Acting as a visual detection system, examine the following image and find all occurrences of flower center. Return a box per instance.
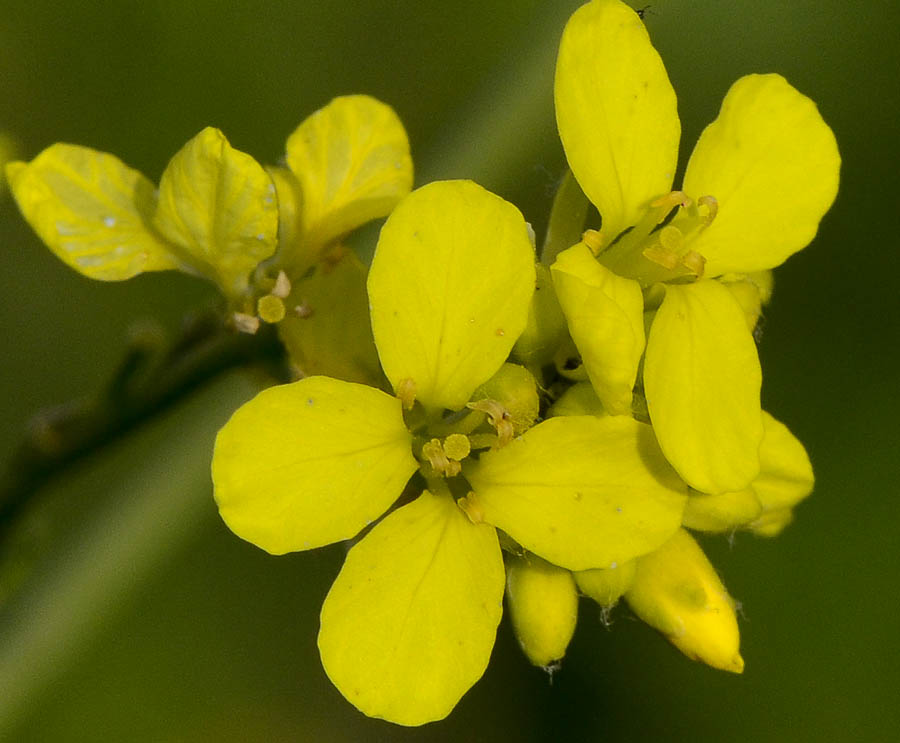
[587,190,718,287]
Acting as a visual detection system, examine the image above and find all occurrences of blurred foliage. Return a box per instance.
[1,0,898,740]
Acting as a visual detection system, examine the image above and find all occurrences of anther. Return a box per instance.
[457,494,485,524]
[650,191,692,223]
[697,195,718,226]
[272,270,292,298]
[257,294,286,323]
[443,433,471,462]
[232,312,260,334]
[467,399,515,447]
[582,229,605,256]
[396,378,417,410]
[680,250,706,277]
[422,438,461,477]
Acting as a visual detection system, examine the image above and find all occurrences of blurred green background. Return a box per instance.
[1,0,898,740]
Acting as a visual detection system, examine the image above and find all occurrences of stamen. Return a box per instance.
[272,270,292,298]
[257,294,286,323]
[467,399,514,447]
[443,433,471,461]
[680,250,706,277]
[421,438,461,477]
[232,312,260,334]
[697,195,718,225]
[649,190,692,220]
[582,229,605,256]
[396,378,417,410]
[457,493,485,524]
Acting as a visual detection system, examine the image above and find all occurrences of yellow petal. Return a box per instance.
[212,376,416,554]
[368,180,535,412]
[682,488,762,533]
[319,491,504,726]
[555,0,679,240]
[574,559,636,608]
[278,251,384,386]
[6,144,179,280]
[625,528,744,673]
[286,95,413,253]
[506,554,578,668]
[754,411,814,512]
[154,127,278,297]
[644,280,763,494]
[464,415,686,571]
[682,74,840,276]
[551,243,645,415]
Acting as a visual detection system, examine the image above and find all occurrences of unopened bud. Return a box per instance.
[625,529,744,673]
[574,559,636,608]
[506,554,578,670]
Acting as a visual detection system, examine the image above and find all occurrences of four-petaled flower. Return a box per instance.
[551,0,839,495]
[212,179,687,724]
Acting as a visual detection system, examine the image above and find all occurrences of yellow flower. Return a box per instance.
[551,0,839,494]
[6,128,278,299]
[212,179,687,724]
[4,94,412,347]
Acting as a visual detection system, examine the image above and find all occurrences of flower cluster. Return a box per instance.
[6,0,838,728]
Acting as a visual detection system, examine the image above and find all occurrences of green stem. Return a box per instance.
[0,310,287,536]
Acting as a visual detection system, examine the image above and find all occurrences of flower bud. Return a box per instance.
[511,263,567,371]
[625,529,743,673]
[574,559,636,607]
[506,554,578,669]
[471,363,539,436]
[682,487,763,533]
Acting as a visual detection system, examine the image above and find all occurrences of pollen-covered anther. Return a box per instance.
[467,399,515,447]
[582,228,605,255]
[650,190,692,222]
[697,195,718,226]
[257,294,286,323]
[422,438,460,477]
[457,493,484,524]
[443,433,471,462]
[395,377,417,410]
[680,250,706,277]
